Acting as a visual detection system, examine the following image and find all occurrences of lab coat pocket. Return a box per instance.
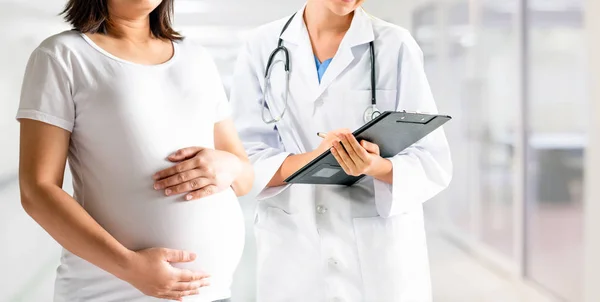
[254,206,294,287]
[254,205,319,301]
[352,212,431,302]
[254,205,293,250]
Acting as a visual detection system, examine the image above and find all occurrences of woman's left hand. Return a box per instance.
[331,132,390,177]
[153,147,242,201]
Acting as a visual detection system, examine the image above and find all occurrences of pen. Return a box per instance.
[317,132,327,139]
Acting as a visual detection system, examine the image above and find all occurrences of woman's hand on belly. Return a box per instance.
[153,147,242,201]
[120,248,210,301]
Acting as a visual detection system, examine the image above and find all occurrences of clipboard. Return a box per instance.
[284,111,452,186]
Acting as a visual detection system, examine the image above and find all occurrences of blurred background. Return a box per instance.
[1,0,599,301]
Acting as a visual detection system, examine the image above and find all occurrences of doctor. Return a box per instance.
[230,0,452,301]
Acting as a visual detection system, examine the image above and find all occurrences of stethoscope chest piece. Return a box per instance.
[363,105,381,123]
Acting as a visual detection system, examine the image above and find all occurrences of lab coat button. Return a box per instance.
[316,205,328,214]
[328,258,338,266]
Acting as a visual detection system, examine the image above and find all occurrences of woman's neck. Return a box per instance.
[304,1,353,38]
[105,13,153,42]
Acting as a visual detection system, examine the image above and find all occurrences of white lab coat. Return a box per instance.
[230,6,452,302]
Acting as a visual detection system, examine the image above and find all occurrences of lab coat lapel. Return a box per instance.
[317,8,375,98]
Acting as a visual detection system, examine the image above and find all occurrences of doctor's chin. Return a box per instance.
[1,1,599,302]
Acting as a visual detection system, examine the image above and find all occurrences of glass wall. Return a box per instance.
[414,0,520,259]
[526,0,586,300]
[421,0,588,300]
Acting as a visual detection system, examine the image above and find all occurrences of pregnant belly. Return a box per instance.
[83,187,245,277]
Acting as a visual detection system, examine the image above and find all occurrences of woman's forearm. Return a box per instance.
[20,181,133,279]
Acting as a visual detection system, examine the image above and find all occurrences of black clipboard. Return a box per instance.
[284,111,452,186]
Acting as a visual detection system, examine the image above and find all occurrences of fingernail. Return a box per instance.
[153,184,160,190]
[186,194,193,201]
[165,189,171,196]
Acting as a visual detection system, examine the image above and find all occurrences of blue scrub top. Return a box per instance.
[315,56,333,83]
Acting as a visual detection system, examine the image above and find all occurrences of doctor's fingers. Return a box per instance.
[331,147,355,176]
[336,137,364,168]
[341,133,370,163]
[332,141,355,165]
[321,129,351,143]
[163,177,213,197]
[332,141,362,173]
[329,128,353,135]
[360,140,380,155]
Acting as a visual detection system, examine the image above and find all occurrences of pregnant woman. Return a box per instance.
[16,0,253,301]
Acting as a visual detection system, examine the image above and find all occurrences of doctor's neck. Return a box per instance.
[304,1,355,36]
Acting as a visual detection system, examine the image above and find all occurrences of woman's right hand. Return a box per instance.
[120,248,210,301]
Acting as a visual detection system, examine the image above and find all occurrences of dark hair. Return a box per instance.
[61,0,182,41]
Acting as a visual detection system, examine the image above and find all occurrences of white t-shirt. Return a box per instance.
[17,30,245,302]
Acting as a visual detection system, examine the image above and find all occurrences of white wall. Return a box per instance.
[0,1,69,300]
[0,1,69,181]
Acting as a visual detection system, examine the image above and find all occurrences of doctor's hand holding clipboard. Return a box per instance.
[266,127,393,188]
[317,130,392,181]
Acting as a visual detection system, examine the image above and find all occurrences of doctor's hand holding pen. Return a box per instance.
[318,129,393,182]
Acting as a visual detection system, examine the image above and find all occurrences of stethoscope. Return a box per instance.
[262,13,381,125]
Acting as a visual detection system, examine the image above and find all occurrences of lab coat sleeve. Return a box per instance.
[229,40,292,200]
[372,33,453,218]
